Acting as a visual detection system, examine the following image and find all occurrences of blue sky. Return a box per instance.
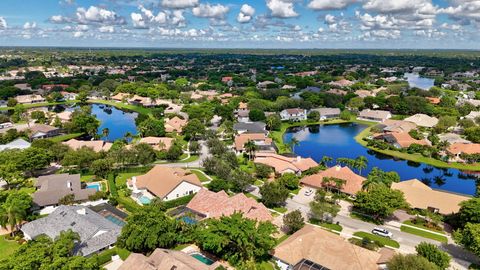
[0,0,479,49]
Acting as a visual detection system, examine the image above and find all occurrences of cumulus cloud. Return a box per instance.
[266,0,299,18]
[161,0,199,9]
[99,25,114,33]
[308,0,356,10]
[76,6,126,25]
[237,4,255,23]
[131,6,185,29]
[0,17,7,30]
[363,0,437,17]
[23,22,37,29]
[192,4,229,19]
[440,1,480,24]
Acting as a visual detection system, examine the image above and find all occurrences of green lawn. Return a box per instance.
[400,226,448,243]
[353,232,400,248]
[80,174,97,182]
[403,220,445,234]
[173,244,191,251]
[88,100,151,115]
[255,261,276,270]
[276,234,290,244]
[190,169,211,182]
[244,193,261,202]
[272,207,288,213]
[350,212,382,225]
[49,133,83,143]
[0,236,19,260]
[309,219,343,232]
[254,180,264,186]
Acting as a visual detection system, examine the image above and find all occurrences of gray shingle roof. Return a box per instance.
[33,174,96,207]
[233,122,266,134]
[21,205,121,257]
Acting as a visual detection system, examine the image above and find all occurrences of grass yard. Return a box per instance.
[256,261,276,270]
[173,244,191,251]
[350,212,383,225]
[272,207,288,213]
[88,100,151,115]
[80,174,97,182]
[254,179,264,186]
[190,169,211,182]
[353,232,400,248]
[309,219,343,232]
[403,220,445,234]
[244,193,261,202]
[276,234,290,244]
[0,236,19,260]
[400,226,448,243]
[49,133,83,143]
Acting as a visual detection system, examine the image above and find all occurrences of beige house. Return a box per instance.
[15,94,45,104]
[63,139,112,152]
[165,116,188,133]
[273,225,392,270]
[254,153,318,175]
[358,109,392,123]
[391,179,471,215]
[404,114,439,128]
[138,137,174,151]
[301,166,366,196]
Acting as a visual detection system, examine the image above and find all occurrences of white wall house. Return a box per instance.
[280,108,307,121]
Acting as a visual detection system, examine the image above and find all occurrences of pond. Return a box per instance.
[404,72,435,90]
[284,123,478,196]
[91,104,138,141]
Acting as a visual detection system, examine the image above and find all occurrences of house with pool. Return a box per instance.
[128,166,202,205]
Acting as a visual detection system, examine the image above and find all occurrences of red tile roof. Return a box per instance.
[186,189,273,221]
[300,166,366,195]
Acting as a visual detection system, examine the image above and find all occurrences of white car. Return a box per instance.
[372,227,393,238]
[304,189,314,196]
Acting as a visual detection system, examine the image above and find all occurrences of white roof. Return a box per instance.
[0,138,31,151]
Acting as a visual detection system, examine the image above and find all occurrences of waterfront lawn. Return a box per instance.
[353,232,400,248]
[0,236,19,260]
[400,226,448,243]
[49,133,83,142]
[88,99,152,115]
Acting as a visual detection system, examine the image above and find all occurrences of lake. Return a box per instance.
[91,104,138,141]
[404,72,435,90]
[284,123,478,196]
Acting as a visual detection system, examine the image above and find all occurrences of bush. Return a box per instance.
[88,191,107,201]
[162,194,195,209]
[416,242,451,269]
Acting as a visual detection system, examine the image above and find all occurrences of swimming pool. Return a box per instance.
[86,183,101,191]
[105,215,126,226]
[139,196,151,205]
[178,216,198,225]
[191,253,214,265]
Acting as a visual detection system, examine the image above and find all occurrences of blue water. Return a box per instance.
[191,253,214,265]
[284,123,478,196]
[404,73,435,90]
[105,215,126,226]
[92,104,138,141]
[139,196,151,205]
[178,216,198,225]
[86,183,101,191]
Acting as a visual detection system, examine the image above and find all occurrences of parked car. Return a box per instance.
[304,189,314,196]
[372,227,393,238]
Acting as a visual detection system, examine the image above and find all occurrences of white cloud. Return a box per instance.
[73,31,84,38]
[192,4,229,19]
[161,0,199,9]
[266,0,299,18]
[237,4,255,23]
[325,14,336,24]
[0,17,6,30]
[23,22,37,29]
[440,23,461,30]
[99,26,114,33]
[363,0,437,17]
[131,6,185,29]
[76,6,125,25]
[131,12,146,28]
[440,1,480,23]
[308,0,356,10]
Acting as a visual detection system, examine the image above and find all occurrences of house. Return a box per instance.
[32,174,96,207]
[391,179,471,215]
[111,92,130,102]
[257,80,275,89]
[254,153,318,175]
[15,94,45,104]
[14,83,31,91]
[21,205,121,257]
[130,166,202,201]
[221,76,233,84]
[186,189,272,221]
[358,109,392,123]
[29,124,61,139]
[465,111,480,121]
[41,84,69,91]
[438,133,471,145]
[165,116,188,133]
[0,138,31,151]
[326,89,348,96]
[119,248,219,270]
[54,111,73,123]
[60,91,78,101]
[447,143,480,161]
[380,119,417,133]
[128,95,156,107]
[234,133,275,154]
[63,139,113,152]
[236,109,250,123]
[300,166,366,196]
[280,108,307,121]
[138,137,174,151]
[233,122,267,135]
[329,79,354,88]
[355,90,375,98]
[272,225,391,270]
[426,97,441,104]
[312,107,341,120]
[404,114,439,128]
[381,132,430,148]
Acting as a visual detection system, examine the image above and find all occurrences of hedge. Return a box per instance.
[162,194,195,209]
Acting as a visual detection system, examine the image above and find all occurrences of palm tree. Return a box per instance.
[0,204,25,236]
[321,156,333,166]
[124,131,133,142]
[102,128,110,140]
[355,156,368,175]
[158,140,166,151]
[244,140,257,160]
[322,177,333,192]
[289,137,300,152]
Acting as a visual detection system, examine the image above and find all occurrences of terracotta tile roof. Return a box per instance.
[63,139,112,152]
[329,79,354,87]
[238,102,248,110]
[139,137,174,151]
[382,119,417,133]
[391,179,471,214]
[254,153,318,174]
[136,166,201,199]
[273,225,383,270]
[384,132,429,148]
[186,189,273,222]
[111,92,130,101]
[234,133,273,151]
[447,143,480,155]
[29,124,59,133]
[426,97,441,104]
[300,166,365,195]
[165,117,188,133]
[15,94,45,104]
